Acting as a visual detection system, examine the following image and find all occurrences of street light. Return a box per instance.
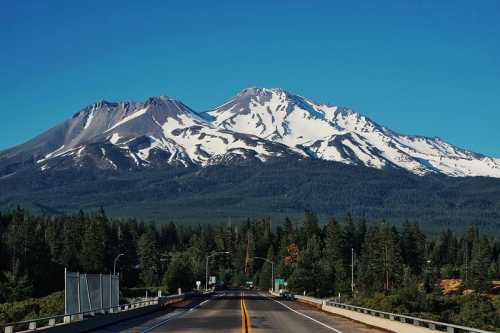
[252,256,275,292]
[113,253,125,275]
[205,251,231,291]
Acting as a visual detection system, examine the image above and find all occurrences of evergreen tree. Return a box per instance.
[324,218,347,293]
[468,236,492,292]
[80,212,106,273]
[401,222,425,275]
[0,264,33,302]
[288,235,325,296]
[137,227,160,286]
[162,253,195,293]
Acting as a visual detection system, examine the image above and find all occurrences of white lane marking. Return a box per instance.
[139,299,210,333]
[259,293,344,333]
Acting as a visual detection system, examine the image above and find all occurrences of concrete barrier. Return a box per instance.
[290,295,492,333]
[321,303,437,333]
[40,303,163,333]
[3,292,202,333]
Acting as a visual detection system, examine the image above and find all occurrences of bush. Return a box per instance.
[121,287,167,299]
[450,295,498,331]
[0,291,64,326]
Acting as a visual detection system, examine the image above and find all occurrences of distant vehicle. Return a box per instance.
[279,290,294,300]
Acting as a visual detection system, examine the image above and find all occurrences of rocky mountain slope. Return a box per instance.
[207,87,500,177]
[1,87,499,178]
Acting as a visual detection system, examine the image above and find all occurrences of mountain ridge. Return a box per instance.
[1,87,499,178]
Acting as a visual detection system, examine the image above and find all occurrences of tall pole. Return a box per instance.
[64,267,67,315]
[252,257,276,292]
[205,256,209,291]
[113,253,124,275]
[351,248,354,294]
[205,251,231,291]
[465,245,468,282]
[271,261,274,292]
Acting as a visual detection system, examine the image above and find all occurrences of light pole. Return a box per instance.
[205,251,231,291]
[252,256,275,292]
[113,253,124,275]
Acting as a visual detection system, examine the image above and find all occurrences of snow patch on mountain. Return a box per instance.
[1,87,499,178]
[206,87,500,177]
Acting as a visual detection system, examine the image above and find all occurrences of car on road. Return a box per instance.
[279,290,294,300]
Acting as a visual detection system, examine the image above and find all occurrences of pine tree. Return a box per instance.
[137,227,160,286]
[358,223,402,293]
[302,209,320,244]
[0,263,33,302]
[162,253,194,293]
[288,235,325,296]
[468,236,492,292]
[324,218,346,293]
[401,222,425,275]
[80,212,106,273]
[61,213,84,270]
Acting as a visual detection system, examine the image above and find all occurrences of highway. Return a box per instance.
[92,289,386,333]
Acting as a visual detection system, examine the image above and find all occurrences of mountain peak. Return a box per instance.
[237,87,291,98]
[3,88,500,178]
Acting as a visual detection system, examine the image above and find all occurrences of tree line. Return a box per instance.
[1,207,499,329]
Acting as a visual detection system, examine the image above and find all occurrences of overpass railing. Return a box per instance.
[286,294,493,333]
[2,292,194,333]
[324,300,494,333]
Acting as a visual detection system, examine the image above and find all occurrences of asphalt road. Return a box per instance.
[91,289,387,333]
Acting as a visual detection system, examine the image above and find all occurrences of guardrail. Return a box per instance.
[275,292,494,333]
[2,292,195,333]
[324,301,494,333]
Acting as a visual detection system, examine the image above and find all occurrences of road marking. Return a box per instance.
[240,290,252,333]
[240,291,246,333]
[260,293,344,333]
[139,298,210,333]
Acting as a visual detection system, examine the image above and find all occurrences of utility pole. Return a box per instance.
[351,248,354,294]
[384,245,389,291]
[253,256,275,292]
[205,251,231,291]
[464,245,468,282]
[244,233,251,276]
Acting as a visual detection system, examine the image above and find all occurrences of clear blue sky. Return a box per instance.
[1,1,499,156]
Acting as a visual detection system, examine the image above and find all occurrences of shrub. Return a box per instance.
[0,291,64,326]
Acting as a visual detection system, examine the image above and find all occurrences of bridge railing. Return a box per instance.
[288,294,494,333]
[325,300,494,333]
[2,293,195,333]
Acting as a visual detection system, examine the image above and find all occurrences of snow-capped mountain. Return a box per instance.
[206,87,500,177]
[0,95,299,174]
[1,87,499,178]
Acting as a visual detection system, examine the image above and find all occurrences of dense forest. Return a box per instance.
[2,160,500,234]
[0,208,499,329]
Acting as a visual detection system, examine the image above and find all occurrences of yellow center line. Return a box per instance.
[240,290,252,333]
[240,291,246,333]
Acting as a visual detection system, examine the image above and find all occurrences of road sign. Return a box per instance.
[209,276,216,285]
[275,278,285,285]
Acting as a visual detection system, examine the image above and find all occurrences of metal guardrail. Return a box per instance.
[2,293,192,333]
[288,294,494,333]
[324,300,494,333]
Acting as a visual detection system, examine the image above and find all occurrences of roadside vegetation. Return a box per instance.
[0,207,499,329]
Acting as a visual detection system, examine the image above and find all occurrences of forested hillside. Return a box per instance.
[1,160,500,233]
[0,208,499,329]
